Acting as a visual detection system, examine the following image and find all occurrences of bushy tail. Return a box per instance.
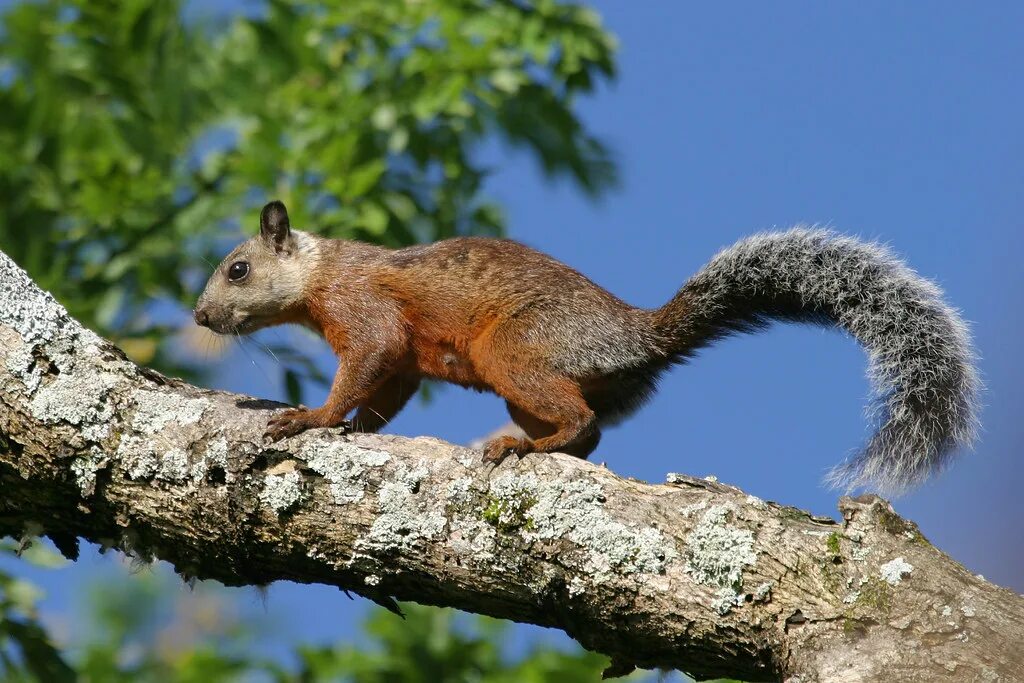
[654,228,980,494]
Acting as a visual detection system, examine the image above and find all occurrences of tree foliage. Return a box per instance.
[0,0,624,678]
[0,544,623,682]
[0,0,617,382]
[0,542,75,683]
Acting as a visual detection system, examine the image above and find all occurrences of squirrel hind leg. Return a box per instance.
[474,325,601,461]
[580,368,663,428]
[500,400,601,461]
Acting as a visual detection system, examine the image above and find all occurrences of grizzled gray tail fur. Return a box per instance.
[654,228,980,495]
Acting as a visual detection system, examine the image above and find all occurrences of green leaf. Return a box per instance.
[356,202,390,235]
[14,541,69,570]
[2,619,76,683]
[284,369,302,406]
[490,68,524,94]
[5,579,44,614]
[94,286,126,329]
[0,0,618,412]
[345,159,387,199]
[371,104,398,130]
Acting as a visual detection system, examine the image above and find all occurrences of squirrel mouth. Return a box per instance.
[230,315,258,335]
[204,315,256,336]
[235,313,277,336]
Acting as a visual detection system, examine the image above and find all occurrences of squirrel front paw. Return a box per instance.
[264,408,350,442]
[481,436,534,464]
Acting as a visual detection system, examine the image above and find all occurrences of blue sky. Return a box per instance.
[5,0,1022,671]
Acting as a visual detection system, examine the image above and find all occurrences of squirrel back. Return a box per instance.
[195,202,979,495]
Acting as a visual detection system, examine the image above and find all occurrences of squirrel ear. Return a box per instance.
[259,201,292,252]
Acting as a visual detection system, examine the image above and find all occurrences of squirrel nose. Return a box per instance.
[194,308,210,327]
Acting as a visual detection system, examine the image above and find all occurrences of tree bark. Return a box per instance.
[0,249,1021,682]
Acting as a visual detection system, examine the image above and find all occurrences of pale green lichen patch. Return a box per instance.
[879,557,913,585]
[442,479,498,562]
[684,504,757,614]
[2,254,135,443]
[481,498,529,531]
[4,254,229,492]
[361,463,446,551]
[129,389,207,435]
[0,251,80,345]
[745,495,767,510]
[197,437,230,482]
[445,477,473,504]
[71,456,96,494]
[260,471,304,514]
[27,365,121,441]
[115,435,196,483]
[753,581,773,603]
[851,545,872,562]
[4,342,42,393]
[481,473,677,586]
[685,505,756,587]
[117,435,159,480]
[305,441,390,505]
[711,587,747,615]
[482,475,536,532]
[158,448,190,483]
[536,482,675,579]
[115,424,233,486]
[71,450,108,496]
[447,519,498,563]
[110,390,210,482]
[680,501,708,518]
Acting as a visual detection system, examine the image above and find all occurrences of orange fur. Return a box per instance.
[263,238,617,461]
[198,202,662,461]
[196,202,981,491]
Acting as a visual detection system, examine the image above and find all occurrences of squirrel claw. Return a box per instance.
[481,436,533,464]
[264,409,351,442]
[264,408,310,442]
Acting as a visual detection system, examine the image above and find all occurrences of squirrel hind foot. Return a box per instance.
[481,436,534,464]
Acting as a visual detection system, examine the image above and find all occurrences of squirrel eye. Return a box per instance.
[227,261,250,282]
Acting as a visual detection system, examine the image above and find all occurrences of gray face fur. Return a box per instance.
[194,201,320,335]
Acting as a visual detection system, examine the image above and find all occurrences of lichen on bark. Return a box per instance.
[1,248,1023,682]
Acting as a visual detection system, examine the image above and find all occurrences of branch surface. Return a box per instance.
[1,250,1021,682]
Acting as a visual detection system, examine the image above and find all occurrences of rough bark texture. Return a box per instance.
[1,249,1021,682]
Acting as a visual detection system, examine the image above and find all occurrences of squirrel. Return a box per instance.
[194,200,979,493]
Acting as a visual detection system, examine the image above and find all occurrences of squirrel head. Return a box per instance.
[194,200,319,335]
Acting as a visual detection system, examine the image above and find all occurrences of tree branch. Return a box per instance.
[1,249,1021,682]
